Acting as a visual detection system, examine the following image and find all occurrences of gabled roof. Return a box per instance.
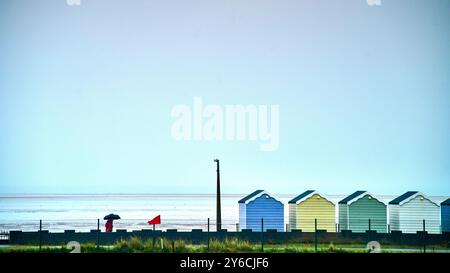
[389,191,438,206]
[338,191,367,205]
[441,198,450,206]
[288,190,315,204]
[389,191,419,205]
[238,190,265,204]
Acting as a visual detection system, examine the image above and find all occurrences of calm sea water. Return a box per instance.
[0,194,447,232]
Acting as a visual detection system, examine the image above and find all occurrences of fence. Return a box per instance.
[3,218,445,233]
[3,218,447,234]
[0,231,9,243]
[7,218,450,253]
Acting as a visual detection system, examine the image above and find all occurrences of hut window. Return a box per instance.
[265,195,269,199]
[368,196,372,200]
[420,196,424,201]
[316,195,320,199]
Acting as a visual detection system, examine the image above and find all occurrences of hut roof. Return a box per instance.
[338,191,367,205]
[238,190,265,204]
[389,191,419,205]
[288,190,316,204]
[441,198,450,206]
[389,191,438,206]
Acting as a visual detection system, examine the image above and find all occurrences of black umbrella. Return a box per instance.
[104,214,121,220]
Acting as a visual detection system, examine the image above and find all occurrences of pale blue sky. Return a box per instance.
[0,0,449,195]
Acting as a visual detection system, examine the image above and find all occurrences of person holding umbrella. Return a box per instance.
[104,214,120,232]
[105,219,113,232]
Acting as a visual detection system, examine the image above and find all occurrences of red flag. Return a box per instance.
[148,215,161,225]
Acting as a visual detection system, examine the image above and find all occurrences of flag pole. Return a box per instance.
[153,223,156,248]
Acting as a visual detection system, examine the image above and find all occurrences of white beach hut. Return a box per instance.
[388,191,441,234]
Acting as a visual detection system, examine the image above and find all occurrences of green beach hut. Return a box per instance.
[338,191,387,233]
[288,190,335,232]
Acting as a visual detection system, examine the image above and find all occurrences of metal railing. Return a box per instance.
[0,231,9,242]
[5,218,450,253]
[0,218,444,234]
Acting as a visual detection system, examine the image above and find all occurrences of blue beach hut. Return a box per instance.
[442,198,450,233]
[238,190,284,231]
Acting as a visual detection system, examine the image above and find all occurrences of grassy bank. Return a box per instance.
[1,237,449,253]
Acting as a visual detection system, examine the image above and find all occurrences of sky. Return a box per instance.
[0,0,449,195]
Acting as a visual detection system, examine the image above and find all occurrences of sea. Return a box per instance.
[0,194,447,233]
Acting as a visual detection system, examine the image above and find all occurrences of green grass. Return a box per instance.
[1,238,448,253]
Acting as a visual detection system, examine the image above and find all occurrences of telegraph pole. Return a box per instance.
[214,159,222,231]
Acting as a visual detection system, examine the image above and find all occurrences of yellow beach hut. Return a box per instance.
[288,190,336,232]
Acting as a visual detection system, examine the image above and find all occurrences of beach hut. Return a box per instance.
[388,191,440,234]
[288,190,335,232]
[338,191,387,233]
[238,190,284,231]
[442,198,450,233]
